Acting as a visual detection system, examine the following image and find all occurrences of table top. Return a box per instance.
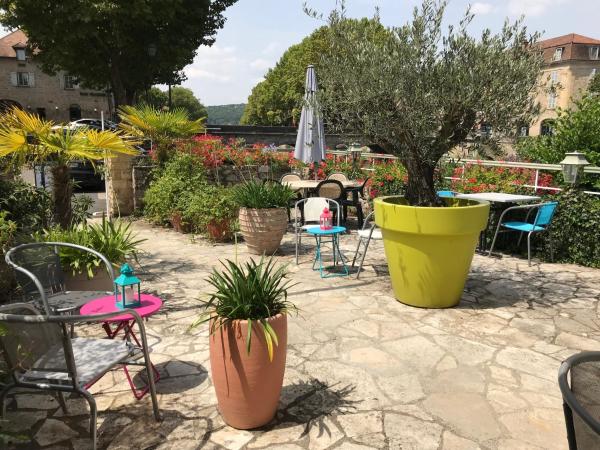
[284,180,361,189]
[456,192,541,203]
[306,226,347,235]
[80,293,163,322]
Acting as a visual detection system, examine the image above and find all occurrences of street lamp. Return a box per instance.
[560,152,590,185]
[348,142,362,163]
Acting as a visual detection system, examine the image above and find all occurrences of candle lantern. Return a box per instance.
[320,207,333,230]
[560,152,590,185]
[114,263,142,309]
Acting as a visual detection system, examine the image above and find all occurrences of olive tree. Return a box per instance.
[312,0,544,206]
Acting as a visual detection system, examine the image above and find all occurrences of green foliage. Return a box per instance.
[241,26,331,126]
[71,194,94,226]
[314,0,544,206]
[191,258,296,360]
[589,73,600,94]
[143,87,169,110]
[540,189,600,268]
[0,0,238,105]
[232,180,295,209]
[35,218,145,277]
[0,211,16,251]
[182,186,238,235]
[206,104,246,125]
[0,178,52,233]
[143,87,208,120]
[143,152,208,224]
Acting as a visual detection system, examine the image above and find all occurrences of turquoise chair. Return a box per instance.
[488,202,558,266]
[437,190,455,198]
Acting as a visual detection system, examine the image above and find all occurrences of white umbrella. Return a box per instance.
[294,65,326,178]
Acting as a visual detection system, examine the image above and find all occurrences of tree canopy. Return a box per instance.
[313,0,544,206]
[0,0,238,106]
[206,104,246,125]
[142,87,207,120]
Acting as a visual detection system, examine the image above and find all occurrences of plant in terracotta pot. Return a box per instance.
[191,258,296,429]
[233,180,295,255]
[310,0,545,307]
[183,186,238,241]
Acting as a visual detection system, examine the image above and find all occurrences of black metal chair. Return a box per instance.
[0,303,161,450]
[5,242,116,315]
[279,173,304,222]
[315,179,344,221]
[342,178,370,229]
[559,351,600,449]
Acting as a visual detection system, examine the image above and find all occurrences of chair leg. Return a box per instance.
[295,231,300,265]
[352,236,363,267]
[0,382,17,417]
[356,235,372,280]
[549,233,554,262]
[357,205,364,229]
[488,223,502,257]
[79,389,97,450]
[56,391,69,414]
[517,231,525,247]
[527,232,533,266]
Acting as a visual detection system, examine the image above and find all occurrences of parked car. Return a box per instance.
[69,160,105,192]
[69,118,117,131]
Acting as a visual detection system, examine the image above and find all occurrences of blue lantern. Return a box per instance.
[114,263,141,309]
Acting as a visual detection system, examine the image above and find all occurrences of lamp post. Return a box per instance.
[559,152,590,186]
[348,142,362,164]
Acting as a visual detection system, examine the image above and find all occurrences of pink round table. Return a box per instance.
[80,293,162,399]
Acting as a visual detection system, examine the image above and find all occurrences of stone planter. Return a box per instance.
[374,196,489,308]
[238,207,288,255]
[210,314,287,429]
[64,266,115,291]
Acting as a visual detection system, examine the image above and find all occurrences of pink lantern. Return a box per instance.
[320,208,333,230]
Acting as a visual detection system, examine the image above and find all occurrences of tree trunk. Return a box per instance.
[402,156,441,207]
[51,164,73,228]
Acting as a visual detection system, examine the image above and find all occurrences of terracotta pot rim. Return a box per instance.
[211,313,286,326]
[239,207,287,212]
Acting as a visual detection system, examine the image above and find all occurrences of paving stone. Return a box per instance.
[384,413,442,450]
[307,416,344,450]
[336,411,383,437]
[209,426,254,450]
[34,419,79,447]
[499,408,566,449]
[442,430,481,450]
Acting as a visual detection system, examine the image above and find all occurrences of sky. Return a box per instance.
[177,0,600,105]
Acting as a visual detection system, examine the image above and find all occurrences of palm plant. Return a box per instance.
[118,105,205,165]
[0,107,138,228]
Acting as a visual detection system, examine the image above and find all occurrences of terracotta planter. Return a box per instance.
[238,207,288,255]
[207,219,234,242]
[210,314,287,429]
[170,211,191,233]
[64,266,116,291]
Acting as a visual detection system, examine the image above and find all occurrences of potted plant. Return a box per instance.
[183,186,238,242]
[191,258,296,429]
[233,180,295,255]
[313,0,544,307]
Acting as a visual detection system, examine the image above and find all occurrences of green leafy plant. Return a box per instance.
[35,218,145,277]
[191,258,296,361]
[232,180,295,209]
[182,186,238,236]
[0,178,52,233]
[71,194,94,225]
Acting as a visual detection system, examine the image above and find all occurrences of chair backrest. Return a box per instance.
[316,179,344,200]
[0,303,78,387]
[6,244,65,297]
[437,190,455,198]
[295,197,341,225]
[327,172,348,182]
[534,202,558,227]
[559,352,600,450]
[280,173,301,183]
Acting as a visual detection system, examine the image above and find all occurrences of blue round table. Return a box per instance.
[306,226,349,278]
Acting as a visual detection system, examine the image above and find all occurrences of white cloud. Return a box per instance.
[471,2,495,15]
[249,58,273,71]
[508,0,567,17]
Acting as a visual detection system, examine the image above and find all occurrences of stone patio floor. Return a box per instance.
[4,219,600,449]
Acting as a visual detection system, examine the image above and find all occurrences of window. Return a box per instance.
[17,72,29,87]
[547,93,557,109]
[541,120,555,136]
[550,71,559,84]
[590,47,600,60]
[64,75,78,90]
[553,47,563,61]
[15,48,26,61]
[519,126,529,137]
[36,108,46,119]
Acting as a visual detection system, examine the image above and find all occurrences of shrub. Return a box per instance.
[0,212,17,300]
[143,152,208,224]
[232,180,295,209]
[369,161,408,199]
[35,218,145,277]
[182,186,238,237]
[0,178,52,233]
[539,189,600,268]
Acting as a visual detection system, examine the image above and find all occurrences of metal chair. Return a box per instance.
[342,178,370,228]
[5,242,116,315]
[327,172,348,182]
[280,173,302,184]
[293,197,340,264]
[0,303,161,450]
[487,202,558,266]
[559,352,600,450]
[352,212,383,279]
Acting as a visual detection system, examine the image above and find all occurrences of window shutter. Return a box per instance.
[59,73,64,89]
[28,72,35,87]
[10,72,17,86]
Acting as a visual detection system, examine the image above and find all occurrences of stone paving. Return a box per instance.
[3,219,600,449]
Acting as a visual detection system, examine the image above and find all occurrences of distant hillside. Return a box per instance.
[206,104,246,125]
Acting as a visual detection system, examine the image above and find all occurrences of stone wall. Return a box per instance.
[132,161,154,211]
[106,154,135,217]
[205,164,288,186]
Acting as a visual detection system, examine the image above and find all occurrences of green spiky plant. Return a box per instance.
[191,258,296,361]
[232,180,295,209]
[0,107,138,228]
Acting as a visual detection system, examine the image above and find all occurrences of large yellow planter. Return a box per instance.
[374,196,489,308]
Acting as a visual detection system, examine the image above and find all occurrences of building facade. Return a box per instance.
[0,30,111,123]
[529,33,600,137]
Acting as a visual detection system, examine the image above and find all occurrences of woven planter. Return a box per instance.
[238,207,288,255]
